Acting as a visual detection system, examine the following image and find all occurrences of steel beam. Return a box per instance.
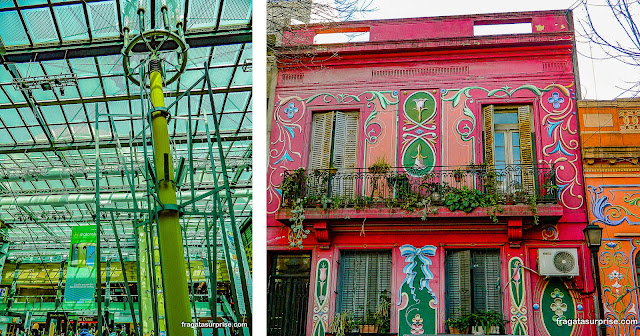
[0,132,251,155]
[1,28,252,63]
[0,85,251,109]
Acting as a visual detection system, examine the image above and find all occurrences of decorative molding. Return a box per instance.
[313,221,330,248]
[619,110,640,131]
[282,73,304,83]
[542,62,568,72]
[372,66,468,78]
[507,218,523,246]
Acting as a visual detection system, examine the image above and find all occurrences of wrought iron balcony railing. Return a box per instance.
[281,164,557,208]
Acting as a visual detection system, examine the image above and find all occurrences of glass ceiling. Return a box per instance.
[0,0,252,264]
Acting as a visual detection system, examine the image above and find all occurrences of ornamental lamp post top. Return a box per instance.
[583,223,603,253]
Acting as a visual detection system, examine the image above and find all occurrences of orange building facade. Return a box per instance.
[579,98,640,336]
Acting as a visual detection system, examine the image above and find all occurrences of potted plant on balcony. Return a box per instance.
[453,168,465,183]
[445,315,471,334]
[359,310,378,333]
[470,311,504,335]
[542,181,558,201]
[369,158,391,198]
[369,157,391,174]
[330,310,358,336]
[373,291,391,333]
[280,168,306,207]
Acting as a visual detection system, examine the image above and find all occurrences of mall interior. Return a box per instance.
[0,0,252,335]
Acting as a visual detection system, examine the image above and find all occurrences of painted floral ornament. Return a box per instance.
[550,288,568,325]
[411,314,424,335]
[283,102,299,119]
[547,91,565,109]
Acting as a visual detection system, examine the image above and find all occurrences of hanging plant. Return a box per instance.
[288,201,310,248]
[280,168,307,207]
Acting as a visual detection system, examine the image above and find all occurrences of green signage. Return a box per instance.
[64,226,97,304]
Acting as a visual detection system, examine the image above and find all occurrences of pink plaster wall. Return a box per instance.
[269,10,593,336]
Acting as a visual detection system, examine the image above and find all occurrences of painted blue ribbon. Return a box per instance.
[398,244,437,305]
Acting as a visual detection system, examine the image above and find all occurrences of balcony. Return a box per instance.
[282,164,557,207]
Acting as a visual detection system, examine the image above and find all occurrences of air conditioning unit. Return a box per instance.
[538,248,580,277]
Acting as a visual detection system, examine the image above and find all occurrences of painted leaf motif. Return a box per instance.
[364,91,389,109]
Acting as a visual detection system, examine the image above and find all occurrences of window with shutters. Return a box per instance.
[337,250,392,321]
[446,250,502,318]
[309,111,359,196]
[483,105,535,193]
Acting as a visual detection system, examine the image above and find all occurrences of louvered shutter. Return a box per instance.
[472,251,502,313]
[338,251,391,321]
[483,105,495,167]
[446,250,471,318]
[517,106,535,196]
[309,112,334,171]
[332,112,359,196]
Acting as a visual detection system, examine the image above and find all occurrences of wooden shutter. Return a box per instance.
[338,251,391,321]
[446,250,471,318]
[517,106,535,195]
[483,105,495,166]
[309,112,334,170]
[331,112,359,196]
[471,251,502,313]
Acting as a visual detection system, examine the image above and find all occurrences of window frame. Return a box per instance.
[336,249,392,322]
[445,248,503,319]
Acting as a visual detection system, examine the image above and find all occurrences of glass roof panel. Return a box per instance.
[23,8,58,44]
[220,0,251,26]
[54,4,90,41]
[0,11,29,46]
[0,0,251,272]
[187,0,220,30]
[87,1,120,38]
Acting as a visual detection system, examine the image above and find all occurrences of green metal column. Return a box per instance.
[0,243,8,290]
[105,259,111,326]
[152,236,167,334]
[137,228,154,336]
[148,58,191,336]
[55,261,65,310]
[6,261,20,311]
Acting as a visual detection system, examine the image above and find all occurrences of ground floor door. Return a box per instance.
[267,253,311,336]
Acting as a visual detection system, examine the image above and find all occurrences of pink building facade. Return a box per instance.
[267,11,597,336]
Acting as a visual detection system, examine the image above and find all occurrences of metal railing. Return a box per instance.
[282,164,557,207]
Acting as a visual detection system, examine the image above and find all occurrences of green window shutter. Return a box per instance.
[517,106,535,195]
[309,112,334,170]
[446,250,471,318]
[471,251,502,313]
[483,105,495,167]
[338,251,391,321]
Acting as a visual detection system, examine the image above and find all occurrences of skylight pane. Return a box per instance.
[88,1,119,38]
[23,7,58,43]
[54,4,89,41]
[0,11,29,45]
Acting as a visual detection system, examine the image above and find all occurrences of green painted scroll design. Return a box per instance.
[305,91,399,145]
[441,85,546,142]
[312,259,330,336]
[508,257,528,335]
